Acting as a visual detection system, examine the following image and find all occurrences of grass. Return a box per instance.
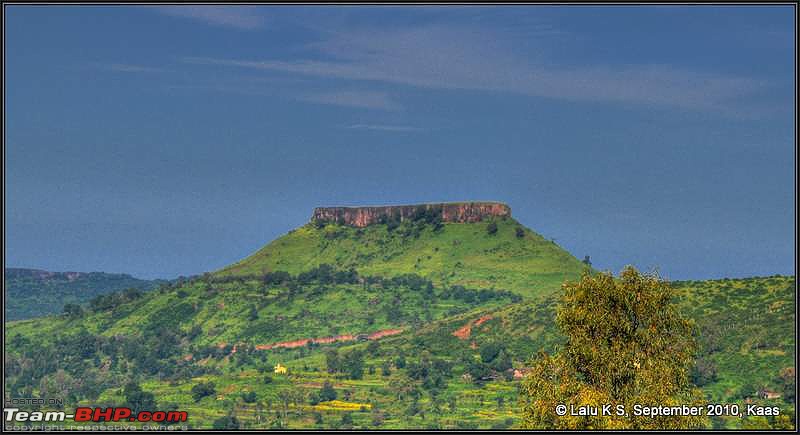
[216,217,589,300]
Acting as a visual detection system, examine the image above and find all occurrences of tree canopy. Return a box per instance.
[520,266,707,430]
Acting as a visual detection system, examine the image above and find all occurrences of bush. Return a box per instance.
[123,382,156,413]
[479,342,503,363]
[691,358,718,387]
[486,222,498,235]
[191,381,216,402]
[212,415,240,430]
[242,391,257,403]
[319,380,337,402]
[63,303,84,319]
[342,349,365,380]
[340,412,354,429]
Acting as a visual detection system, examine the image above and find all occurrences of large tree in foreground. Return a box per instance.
[520,266,708,430]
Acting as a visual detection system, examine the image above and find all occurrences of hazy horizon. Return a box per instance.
[5,5,796,280]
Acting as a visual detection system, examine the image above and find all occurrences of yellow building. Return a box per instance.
[274,363,287,374]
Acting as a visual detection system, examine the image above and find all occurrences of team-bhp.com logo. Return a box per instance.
[4,407,187,423]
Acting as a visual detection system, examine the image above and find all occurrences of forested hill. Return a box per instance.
[4,268,168,320]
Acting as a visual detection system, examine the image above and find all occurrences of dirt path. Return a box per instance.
[254,328,404,351]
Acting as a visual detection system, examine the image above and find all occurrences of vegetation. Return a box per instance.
[520,267,706,429]
[4,268,168,320]
[216,218,590,299]
[3,217,794,429]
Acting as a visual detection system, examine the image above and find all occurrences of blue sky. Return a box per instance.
[4,5,796,280]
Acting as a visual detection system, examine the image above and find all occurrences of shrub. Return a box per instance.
[242,391,257,403]
[190,381,216,402]
[212,415,240,430]
[319,380,337,402]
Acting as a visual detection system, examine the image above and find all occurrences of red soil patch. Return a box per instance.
[254,328,403,351]
[474,315,493,327]
[513,368,532,380]
[452,315,494,340]
[452,324,472,340]
[368,329,403,339]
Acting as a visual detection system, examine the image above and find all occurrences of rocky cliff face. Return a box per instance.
[311,202,511,227]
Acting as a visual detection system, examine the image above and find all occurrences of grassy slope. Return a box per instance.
[5,274,794,429]
[376,275,796,428]
[7,278,514,349]
[673,276,796,408]
[216,217,587,300]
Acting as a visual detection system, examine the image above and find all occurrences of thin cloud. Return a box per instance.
[104,63,169,73]
[344,124,424,132]
[181,24,771,117]
[157,6,265,30]
[297,91,402,111]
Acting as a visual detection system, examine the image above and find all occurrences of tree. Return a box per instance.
[479,342,503,364]
[242,391,258,403]
[366,340,380,356]
[319,380,337,402]
[520,266,707,430]
[325,349,340,374]
[737,380,762,400]
[63,303,84,319]
[467,360,490,383]
[492,350,513,372]
[212,414,240,430]
[342,349,365,380]
[123,382,156,415]
[340,412,354,429]
[371,407,385,427]
[777,367,796,404]
[690,357,718,387]
[742,416,771,430]
[248,306,259,321]
[191,381,216,402]
[515,227,525,238]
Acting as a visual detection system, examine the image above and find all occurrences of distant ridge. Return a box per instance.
[4,267,167,320]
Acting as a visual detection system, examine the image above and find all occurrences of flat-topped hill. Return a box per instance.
[217,205,587,298]
[312,202,511,227]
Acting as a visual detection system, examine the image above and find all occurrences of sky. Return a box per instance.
[4,5,796,280]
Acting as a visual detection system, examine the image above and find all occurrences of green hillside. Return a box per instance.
[4,268,167,321]
[3,215,795,430]
[218,216,587,299]
[673,275,796,429]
